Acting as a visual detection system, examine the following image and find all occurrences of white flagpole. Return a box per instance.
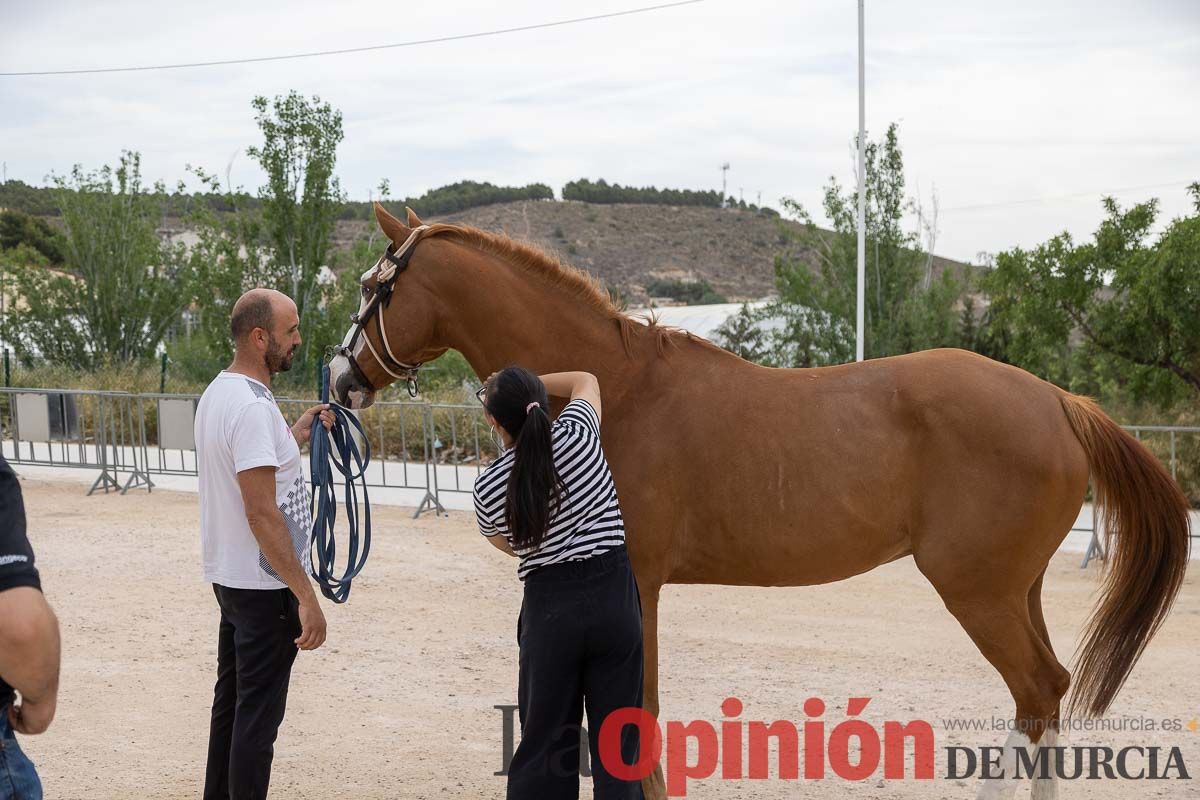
[855,0,866,362]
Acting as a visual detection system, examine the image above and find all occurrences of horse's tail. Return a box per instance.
[1059,392,1191,718]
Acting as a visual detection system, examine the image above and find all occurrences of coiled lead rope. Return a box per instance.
[309,364,372,603]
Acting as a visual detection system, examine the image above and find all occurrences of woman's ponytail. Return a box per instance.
[483,366,567,550]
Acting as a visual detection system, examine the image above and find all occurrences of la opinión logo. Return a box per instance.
[494,698,1193,796]
[496,696,935,796]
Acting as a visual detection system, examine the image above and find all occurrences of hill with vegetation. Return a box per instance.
[331,199,971,307]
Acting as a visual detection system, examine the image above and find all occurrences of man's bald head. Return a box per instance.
[230,288,301,373]
[231,288,291,344]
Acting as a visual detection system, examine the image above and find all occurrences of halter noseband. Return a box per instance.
[336,225,429,398]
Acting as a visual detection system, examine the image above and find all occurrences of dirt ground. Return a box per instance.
[13,475,1200,799]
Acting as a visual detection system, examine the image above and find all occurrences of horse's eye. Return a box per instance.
[360,285,370,299]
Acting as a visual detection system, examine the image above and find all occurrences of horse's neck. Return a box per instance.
[430,242,648,393]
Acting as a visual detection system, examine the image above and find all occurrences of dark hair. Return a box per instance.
[485,365,568,550]
[230,294,274,341]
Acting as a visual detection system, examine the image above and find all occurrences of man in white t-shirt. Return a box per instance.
[195,287,334,800]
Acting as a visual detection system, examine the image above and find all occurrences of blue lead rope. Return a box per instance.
[308,365,372,603]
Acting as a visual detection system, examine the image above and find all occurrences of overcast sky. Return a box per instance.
[2,0,1197,262]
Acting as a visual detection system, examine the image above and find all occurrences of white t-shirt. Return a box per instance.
[195,371,312,590]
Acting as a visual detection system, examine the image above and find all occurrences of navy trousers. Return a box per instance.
[508,544,645,800]
[204,585,301,800]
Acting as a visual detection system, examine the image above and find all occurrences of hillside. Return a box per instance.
[10,196,973,308]
[332,200,973,307]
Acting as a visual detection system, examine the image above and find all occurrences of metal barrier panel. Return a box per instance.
[1078,425,1200,567]
[426,402,497,497]
[0,387,149,495]
[14,392,52,443]
[159,398,196,451]
[129,393,199,478]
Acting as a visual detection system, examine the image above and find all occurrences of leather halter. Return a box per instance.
[336,225,429,398]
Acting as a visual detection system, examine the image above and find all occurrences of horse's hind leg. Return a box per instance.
[1027,570,1063,800]
[915,522,1070,800]
[933,586,1070,800]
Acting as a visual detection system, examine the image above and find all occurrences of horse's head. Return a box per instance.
[328,203,449,409]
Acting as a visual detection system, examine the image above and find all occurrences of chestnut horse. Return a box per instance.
[328,203,1190,800]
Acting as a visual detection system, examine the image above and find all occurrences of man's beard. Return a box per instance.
[266,334,296,373]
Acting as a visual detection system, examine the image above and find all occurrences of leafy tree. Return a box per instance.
[712,301,840,368]
[0,180,59,216]
[338,180,553,220]
[164,164,274,382]
[984,185,1200,405]
[562,179,726,208]
[712,302,772,363]
[771,122,963,364]
[644,278,727,305]
[173,94,375,389]
[0,210,65,264]
[0,152,196,368]
[247,91,346,376]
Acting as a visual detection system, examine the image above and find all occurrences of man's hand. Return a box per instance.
[291,404,335,446]
[238,467,327,651]
[9,692,55,735]
[295,599,327,650]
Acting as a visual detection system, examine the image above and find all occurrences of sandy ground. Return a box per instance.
[12,475,1200,799]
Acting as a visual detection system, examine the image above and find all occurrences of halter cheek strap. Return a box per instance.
[340,225,430,395]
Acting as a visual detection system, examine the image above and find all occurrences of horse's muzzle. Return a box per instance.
[328,353,376,410]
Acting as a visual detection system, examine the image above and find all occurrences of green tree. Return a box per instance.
[984,185,1200,406]
[164,164,274,382]
[0,210,65,264]
[247,91,346,376]
[1,152,196,368]
[712,302,771,363]
[644,278,727,305]
[771,122,963,365]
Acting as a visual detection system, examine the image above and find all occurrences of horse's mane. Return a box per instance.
[422,222,732,359]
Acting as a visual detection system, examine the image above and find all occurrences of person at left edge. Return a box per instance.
[195,288,335,800]
[0,453,61,800]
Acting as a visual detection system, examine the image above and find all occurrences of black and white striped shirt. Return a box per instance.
[474,398,626,580]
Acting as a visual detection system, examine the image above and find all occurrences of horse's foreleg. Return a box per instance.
[638,583,667,800]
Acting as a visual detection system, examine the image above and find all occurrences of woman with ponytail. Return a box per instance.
[473,366,643,800]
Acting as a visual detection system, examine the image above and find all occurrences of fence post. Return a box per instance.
[87,394,121,496]
[412,402,446,518]
[1170,429,1177,481]
[159,353,168,394]
[3,349,9,388]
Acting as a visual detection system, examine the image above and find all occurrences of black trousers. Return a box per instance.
[204,584,301,800]
[508,544,645,800]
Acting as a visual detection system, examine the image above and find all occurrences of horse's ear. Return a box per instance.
[405,207,425,227]
[373,201,411,244]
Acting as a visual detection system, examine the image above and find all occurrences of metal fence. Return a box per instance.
[0,387,152,495]
[0,386,501,518]
[1076,425,1200,568]
[4,387,1199,548]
